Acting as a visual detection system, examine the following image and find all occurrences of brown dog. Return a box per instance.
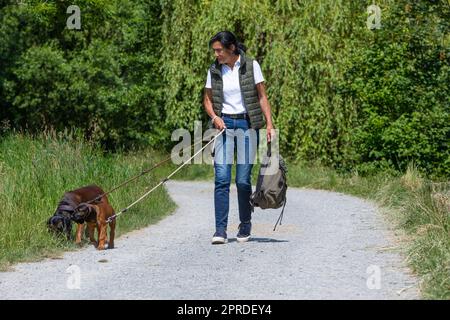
[73,198,116,250]
[48,185,116,250]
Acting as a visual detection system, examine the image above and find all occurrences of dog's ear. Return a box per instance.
[87,204,98,215]
[75,203,88,213]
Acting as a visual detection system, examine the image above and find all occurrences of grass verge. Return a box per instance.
[0,130,176,271]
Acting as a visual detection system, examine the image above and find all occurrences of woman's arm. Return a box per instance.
[203,88,226,130]
[256,82,274,142]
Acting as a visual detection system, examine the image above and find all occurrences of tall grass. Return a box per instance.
[376,165,449,300]
[0,130,176,270]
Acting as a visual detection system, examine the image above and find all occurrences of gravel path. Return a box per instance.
[0,180,419,299]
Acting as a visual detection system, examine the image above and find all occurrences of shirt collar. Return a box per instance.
[222,55,241,70]
[235,54,241,67]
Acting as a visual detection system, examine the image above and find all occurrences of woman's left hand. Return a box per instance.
[266,124,275,143]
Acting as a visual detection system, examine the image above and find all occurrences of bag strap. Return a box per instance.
[273,197,287,231]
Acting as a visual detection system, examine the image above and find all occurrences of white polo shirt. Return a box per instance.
[205,55,265,114]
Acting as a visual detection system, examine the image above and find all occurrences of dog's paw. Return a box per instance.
[96,242,108,250]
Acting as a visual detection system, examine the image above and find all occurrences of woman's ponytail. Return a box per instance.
[235,41,247,54]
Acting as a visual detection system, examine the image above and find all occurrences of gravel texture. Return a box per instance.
[0,180,419,299]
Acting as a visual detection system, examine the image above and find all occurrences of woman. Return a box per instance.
[203,31,274,244]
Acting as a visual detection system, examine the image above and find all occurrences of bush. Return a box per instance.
[340,0,449,177]
[0,0,167,150]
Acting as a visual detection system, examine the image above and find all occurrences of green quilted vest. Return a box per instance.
[208,50,265,129]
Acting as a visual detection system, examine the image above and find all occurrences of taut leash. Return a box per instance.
[106,128,225,223]
[85,128,224,205]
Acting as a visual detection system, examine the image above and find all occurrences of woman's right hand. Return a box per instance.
[213,117,227,130]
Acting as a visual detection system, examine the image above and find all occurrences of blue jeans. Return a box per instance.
[213,116,259,233]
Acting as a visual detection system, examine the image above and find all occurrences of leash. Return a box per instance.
[106,128,225,223]
[85,128,223,205]
[85,157,172,205]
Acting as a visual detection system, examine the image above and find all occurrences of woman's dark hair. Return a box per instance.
[209,31,247,54]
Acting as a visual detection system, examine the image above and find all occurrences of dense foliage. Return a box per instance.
[1,0,448,176]
[1,0,166,149]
